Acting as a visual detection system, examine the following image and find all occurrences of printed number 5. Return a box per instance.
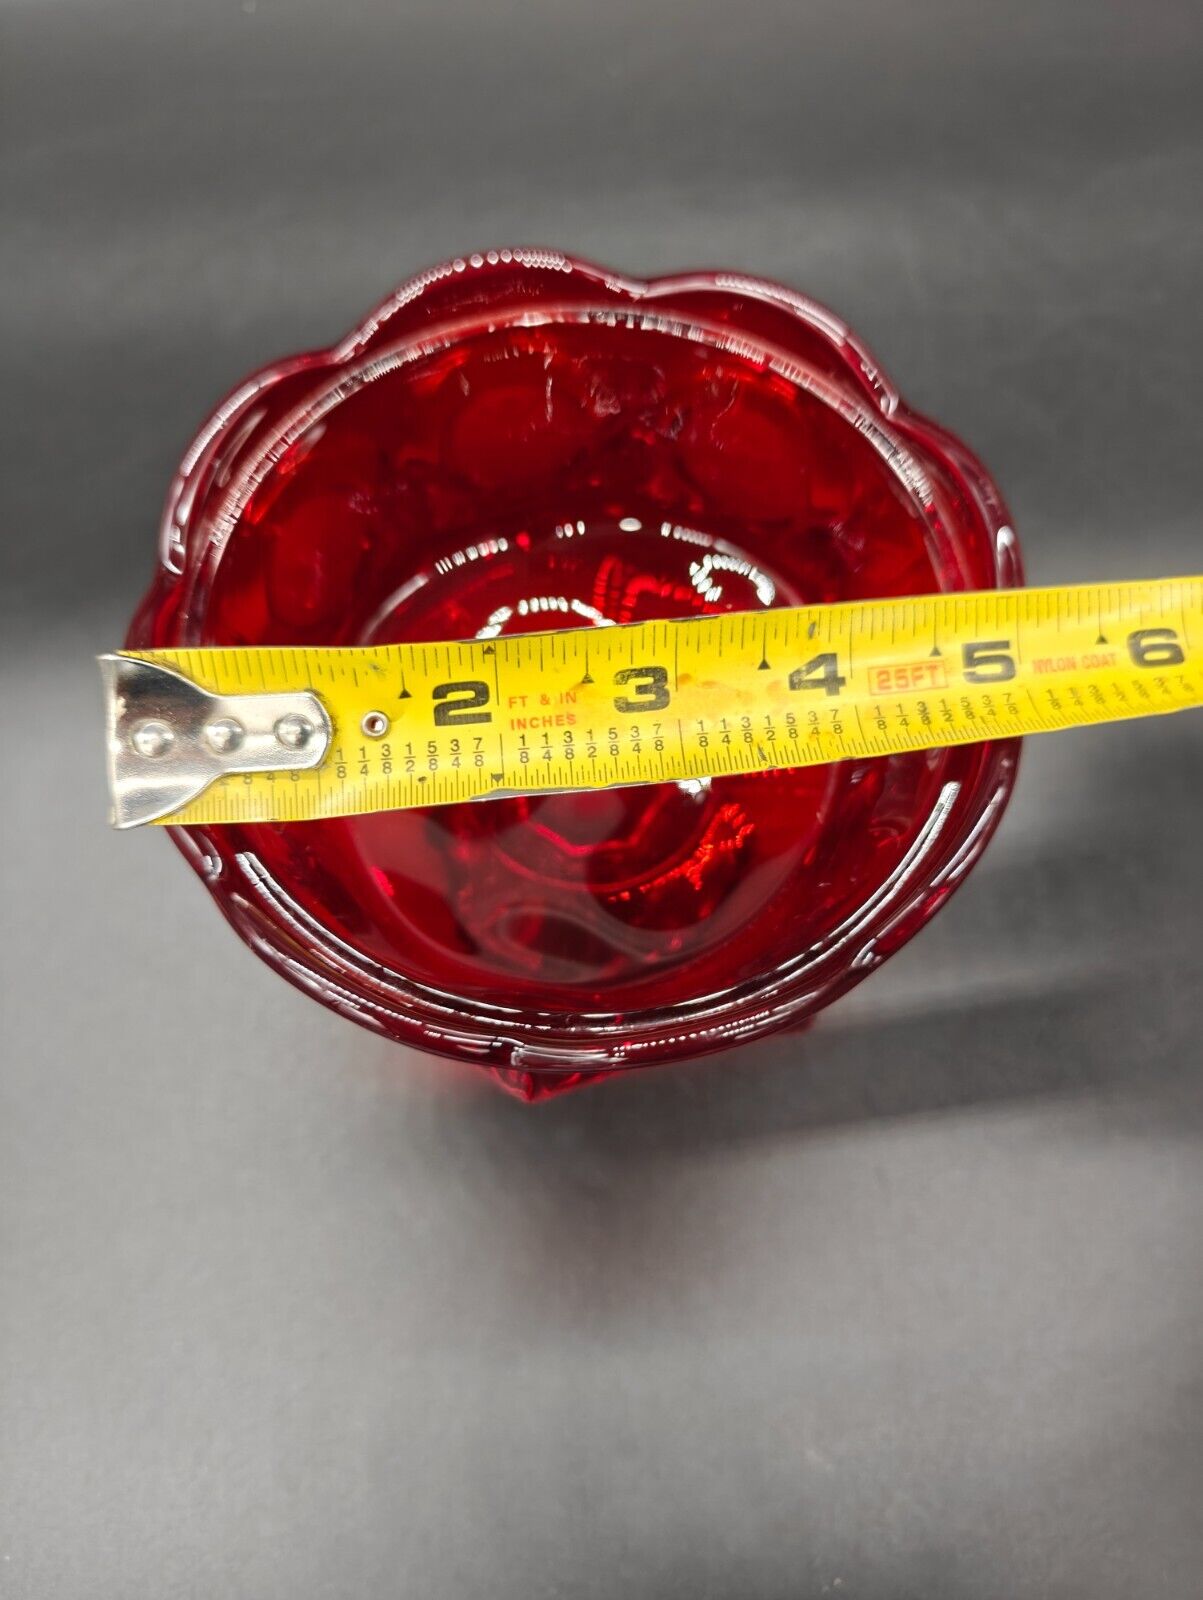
[962,640,1016,683]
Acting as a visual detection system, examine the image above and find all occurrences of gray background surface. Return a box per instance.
[2,2,1201,1596]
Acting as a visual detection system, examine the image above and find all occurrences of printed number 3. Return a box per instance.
[614,665,670,712]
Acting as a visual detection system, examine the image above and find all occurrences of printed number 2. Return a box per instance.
[613,665,670,712]
[432,680,492,726]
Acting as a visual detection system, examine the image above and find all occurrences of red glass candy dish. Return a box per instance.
[127,249,1022,1100]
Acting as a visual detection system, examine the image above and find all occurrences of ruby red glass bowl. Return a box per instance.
[127,249,1021,1099]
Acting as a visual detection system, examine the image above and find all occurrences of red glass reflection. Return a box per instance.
[129,252,1021,1098]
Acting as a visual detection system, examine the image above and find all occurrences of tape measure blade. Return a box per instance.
[106,577,1203,826]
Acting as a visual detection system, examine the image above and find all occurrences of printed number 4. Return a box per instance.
[789,653,846,695]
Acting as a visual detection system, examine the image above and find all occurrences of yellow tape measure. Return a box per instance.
[101,577,1202,828]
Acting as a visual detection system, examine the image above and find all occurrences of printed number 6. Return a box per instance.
[1127,628,1185,668]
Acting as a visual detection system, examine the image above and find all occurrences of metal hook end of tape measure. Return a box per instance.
[98,654,331,829]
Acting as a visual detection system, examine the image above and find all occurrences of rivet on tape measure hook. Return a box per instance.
[99,577,1203,829]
